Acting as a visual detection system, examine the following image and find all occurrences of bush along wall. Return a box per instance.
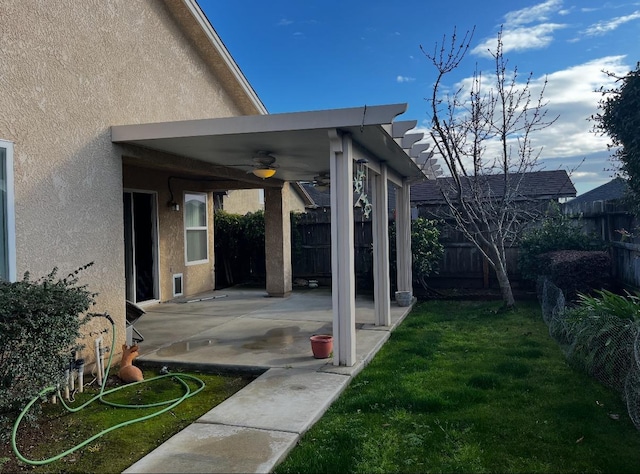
[0,265,95,435]
[519,205,604,277]
[214,210,266,287]
[537,250,611,300]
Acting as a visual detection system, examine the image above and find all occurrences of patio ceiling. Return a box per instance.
[111,103,432,184]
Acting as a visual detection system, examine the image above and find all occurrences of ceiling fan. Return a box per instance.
[248,151,279,179]
[311,171,330,192]
[223,151,280,178]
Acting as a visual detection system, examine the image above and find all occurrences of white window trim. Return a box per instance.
[0,139,16,282]
[184,191,209,265]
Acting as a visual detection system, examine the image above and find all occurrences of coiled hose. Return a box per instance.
[11,312,205,466]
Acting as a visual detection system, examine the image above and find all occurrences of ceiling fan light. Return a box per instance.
[252,168,276,179]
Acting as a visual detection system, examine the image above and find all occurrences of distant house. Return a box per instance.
[411,170,577,213]
[564,177,628,217]
[563,178,640,289]
[297,183,333,213]
[564,177,632,242]
[216,184,311,215]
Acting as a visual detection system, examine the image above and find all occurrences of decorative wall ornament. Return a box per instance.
[353,159,372,218]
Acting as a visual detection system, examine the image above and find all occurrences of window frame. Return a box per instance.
[183,191,209,265]
[0,139,16,282]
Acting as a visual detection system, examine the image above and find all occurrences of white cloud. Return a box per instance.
[397,75,416,83]
[277,18,293,26]
[472,0,567,57]
[472,23,566,57]
[582,10,640,36]
[411,56,630,193]
[504,0,563,26]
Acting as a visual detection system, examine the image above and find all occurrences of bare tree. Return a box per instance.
[422,28,558,308]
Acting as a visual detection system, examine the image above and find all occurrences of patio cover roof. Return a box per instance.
[111,103,429,184]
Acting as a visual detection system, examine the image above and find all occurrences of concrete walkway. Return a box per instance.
[123,287,414,473]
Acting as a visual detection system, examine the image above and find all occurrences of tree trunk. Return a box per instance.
[494,262,515,308]
[484,243,515,308]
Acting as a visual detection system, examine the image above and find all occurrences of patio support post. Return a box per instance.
[396,180,412,295]
[264,184,292,297]
[372,164,391,326]
[329,130,356,366]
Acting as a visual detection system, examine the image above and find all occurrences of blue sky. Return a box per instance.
[200,0,639,195]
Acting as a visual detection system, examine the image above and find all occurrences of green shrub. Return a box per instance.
[0,264,95,429]
[538,250,610,299]
[575,289,640,321]
[214,210,266,285]
[389,218,444,291]
[519,204,603,281]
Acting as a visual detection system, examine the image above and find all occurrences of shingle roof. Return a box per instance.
[410,170,576,203]
[299,183,331,208]
[299,182,398,214]
[568,177,627,205]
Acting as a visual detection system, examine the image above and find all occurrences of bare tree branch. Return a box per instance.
[421,27,560,308]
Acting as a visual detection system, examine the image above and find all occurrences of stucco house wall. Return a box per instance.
[222,184,307,215]
[1,0,263,357]
[222,189,265,215]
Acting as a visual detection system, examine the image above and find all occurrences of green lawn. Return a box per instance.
[276,300,640,473]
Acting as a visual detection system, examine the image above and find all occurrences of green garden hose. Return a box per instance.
[11,313,205,466]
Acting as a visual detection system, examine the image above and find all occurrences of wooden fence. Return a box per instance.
[292,210,375,290]
[291,211,524,290]
[216,199,640,292]
[565,200,640,289]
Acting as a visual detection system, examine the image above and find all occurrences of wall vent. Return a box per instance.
[173,273,183,297]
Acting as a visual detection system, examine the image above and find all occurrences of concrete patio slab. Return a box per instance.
[142,317,335,370]
[123,423,298,474]
[127,287,415,473]
[199,368,350,433]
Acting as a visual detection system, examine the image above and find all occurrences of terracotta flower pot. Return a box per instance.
[310,334,333,359]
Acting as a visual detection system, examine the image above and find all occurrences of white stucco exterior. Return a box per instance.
[1,0,265,356]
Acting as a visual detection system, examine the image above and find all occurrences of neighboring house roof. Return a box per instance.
[567,177,628,206]
[291,182,317,208]
[410,170,576,204]
[300,182,400,216]
[563,177,628,215]
[299,183,332,208]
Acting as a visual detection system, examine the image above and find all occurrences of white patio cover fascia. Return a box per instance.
[112,103,431,366]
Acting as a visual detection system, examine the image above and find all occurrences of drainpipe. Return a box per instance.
[63,369,70,401]
[94,338,103,386]
[76,359,85,393]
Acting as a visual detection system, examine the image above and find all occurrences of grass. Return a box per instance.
[276,300,640,473]
[2,369,253,473]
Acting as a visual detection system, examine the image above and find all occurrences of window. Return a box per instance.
[0,140,15,281]
[184,192,208,264]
